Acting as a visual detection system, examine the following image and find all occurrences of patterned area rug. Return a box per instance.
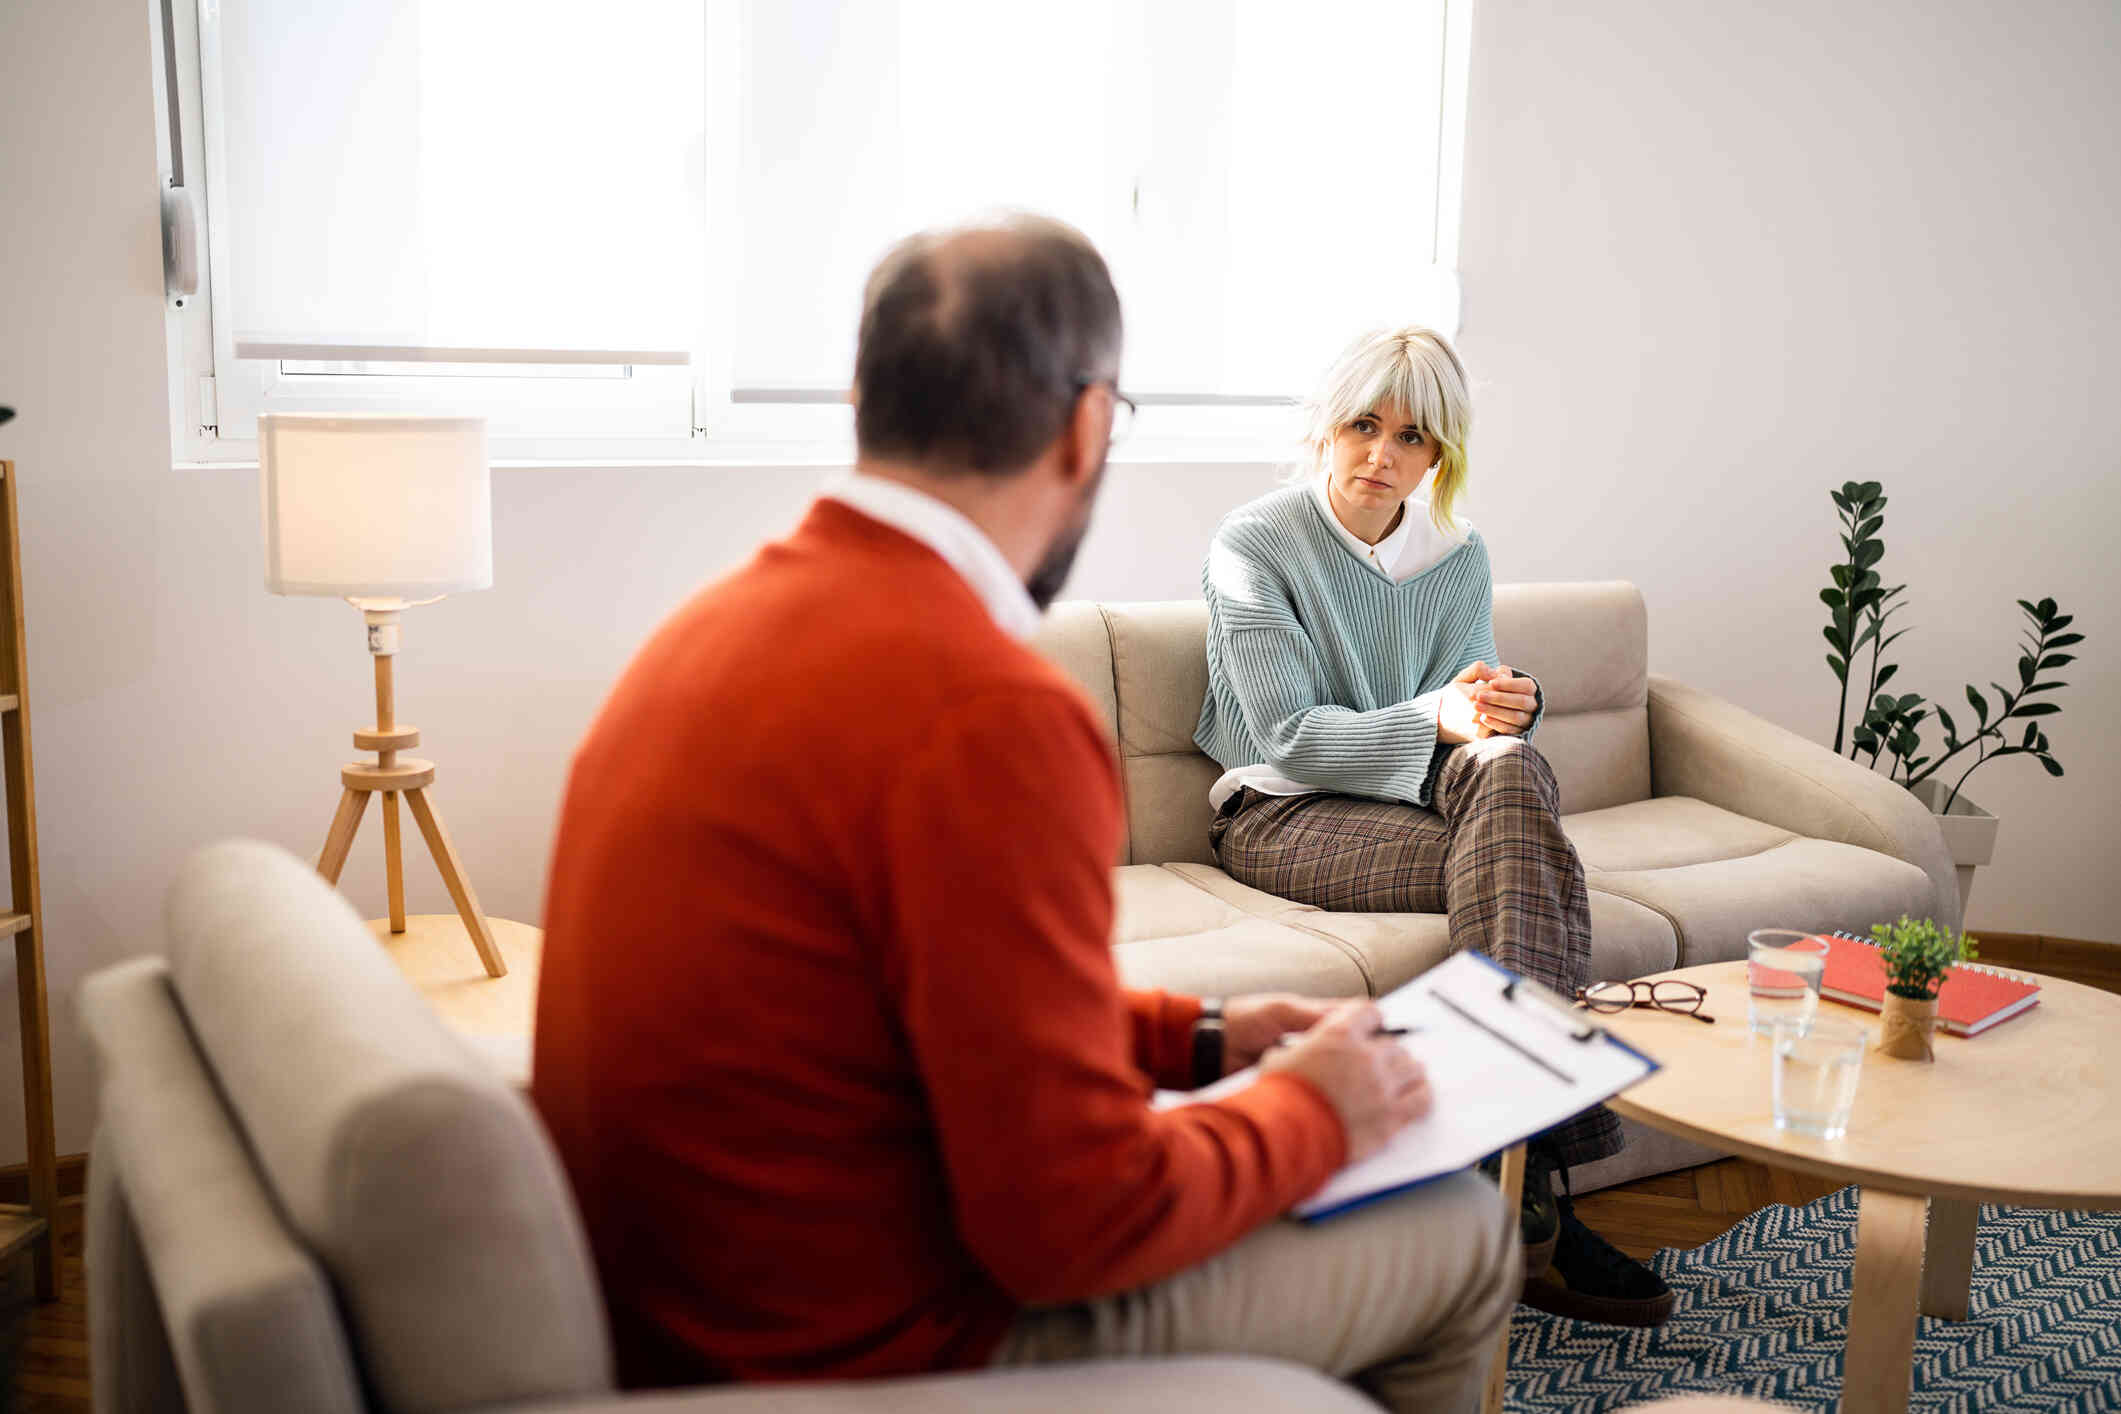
[1505,1188,2121,1411]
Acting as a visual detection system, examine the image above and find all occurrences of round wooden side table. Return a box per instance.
[368,915,542,1087]
[1597,958,2121,1414]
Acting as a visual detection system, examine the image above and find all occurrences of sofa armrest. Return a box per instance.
[1647,676,1959,932]
[522,1358,1380,1414]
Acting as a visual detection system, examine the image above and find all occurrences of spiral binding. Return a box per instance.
[1822,929,2029,982]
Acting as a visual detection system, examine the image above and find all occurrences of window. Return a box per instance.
[160,0,1472,464]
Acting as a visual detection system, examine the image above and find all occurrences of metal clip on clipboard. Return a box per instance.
[1502,976,1607,1043]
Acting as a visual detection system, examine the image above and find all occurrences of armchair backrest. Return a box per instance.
[1033,583,1651,865]
[85,840,615,1414]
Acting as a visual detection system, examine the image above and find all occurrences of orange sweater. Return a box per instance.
[532,499,1344,1386]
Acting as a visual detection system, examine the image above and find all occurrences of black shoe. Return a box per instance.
[1519,1193,1676,1327]
[1479,1149,1561,1280]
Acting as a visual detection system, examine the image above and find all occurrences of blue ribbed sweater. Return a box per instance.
[1194,485,1540,807]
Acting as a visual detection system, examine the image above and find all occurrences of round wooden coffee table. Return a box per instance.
[1596,959,2121,1414]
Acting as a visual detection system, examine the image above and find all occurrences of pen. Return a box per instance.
[1267,1025,1417,1051]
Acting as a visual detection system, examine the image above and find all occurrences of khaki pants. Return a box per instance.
[991,1170,1521,1414]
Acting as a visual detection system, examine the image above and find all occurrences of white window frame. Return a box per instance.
[160,0,1473,469]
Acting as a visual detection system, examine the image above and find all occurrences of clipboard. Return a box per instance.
[1159,951,1661,1223]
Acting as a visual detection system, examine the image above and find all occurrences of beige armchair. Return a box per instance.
[1033,582,1955,1191]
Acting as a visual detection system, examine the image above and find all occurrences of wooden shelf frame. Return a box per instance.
[0,463,56,1300]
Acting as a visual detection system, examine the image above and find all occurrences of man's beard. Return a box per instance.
[1024,462,1106,611]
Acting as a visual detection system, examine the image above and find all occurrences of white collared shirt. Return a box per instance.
[1309,474,1467,584]
[822,473,1043,641]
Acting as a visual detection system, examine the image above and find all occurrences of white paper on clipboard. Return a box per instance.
[1156,951,1660,1222]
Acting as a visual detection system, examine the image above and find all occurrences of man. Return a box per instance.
[532,214,1519,1413]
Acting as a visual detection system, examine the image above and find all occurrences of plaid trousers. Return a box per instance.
[1208,736,1623,1168]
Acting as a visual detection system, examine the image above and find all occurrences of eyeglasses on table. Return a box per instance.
[1574,979,1715,1023]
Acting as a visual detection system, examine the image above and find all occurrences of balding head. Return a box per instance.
[854,214,1122,477]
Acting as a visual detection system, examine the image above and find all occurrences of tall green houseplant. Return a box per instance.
[1823,481,2082,813]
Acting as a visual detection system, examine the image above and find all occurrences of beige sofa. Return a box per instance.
[1033,582,1957,1190]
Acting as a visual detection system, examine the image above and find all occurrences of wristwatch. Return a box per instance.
[1190,998,1226,1088]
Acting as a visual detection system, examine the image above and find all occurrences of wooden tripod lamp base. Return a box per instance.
[314,601,505,979]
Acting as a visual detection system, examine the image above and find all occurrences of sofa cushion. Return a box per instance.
[1566,796,1796,873]
[161,840,613,1414]
[1588,839,1936,967]
[1112,866,1369,996]
[1112,860,1680,1001]
[1493,582,1651,814]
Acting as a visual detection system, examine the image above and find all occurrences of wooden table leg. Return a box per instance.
[1920,1198,1979,1321]
[1842,1187,1926,1414]
[1481,1142,1527,1414]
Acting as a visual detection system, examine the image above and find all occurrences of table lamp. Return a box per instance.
[261,412,506,977]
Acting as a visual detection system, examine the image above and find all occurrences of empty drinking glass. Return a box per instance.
[1771,1017,1867,1139]
[1747,929,1829,1036]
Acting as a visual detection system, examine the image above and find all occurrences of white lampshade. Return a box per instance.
[260,413,492,597]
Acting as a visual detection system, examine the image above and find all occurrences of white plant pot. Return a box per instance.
[1907,778,1998,919]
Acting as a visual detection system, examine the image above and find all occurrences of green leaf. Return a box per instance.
[2048,632,2084,648]
[2024,722,2038,747]
[2017,598,2036,616]
[1967,686,1988,724]
[1831,564,1852,589]
[1876,663,1899,688]
[1832,486,1854,511]
[1934,705,1956,738]
[2019,654,2036,682]
[1823,626,1849,653]
[2040,653,2075,670]
[2022,680,2068,694]
[1898,692,1924,710]
[2049,613,2073,632]
[1878,627,1911,653]
[1852,728,1877,750]
[1854,541,1884,570]
[1840,534,1856,556]
[1857,480,1883,503]
[2039,597,2057,619]
[1873,692,1896,711]
[1820,587,1846,609]
[1856,569,1881,593]
[2042,755,2064,777]
[2014,701,2062,716]
[1855,515,1884,541]
[1828,654,1847,682]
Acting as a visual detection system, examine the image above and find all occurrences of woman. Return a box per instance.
[1193,325,1672,1328]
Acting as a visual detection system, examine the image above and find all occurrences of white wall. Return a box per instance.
[0,0,2114,1165]
[1456,0,2120,941]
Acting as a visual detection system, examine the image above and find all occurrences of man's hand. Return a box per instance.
[1221,993,1338,1074]
[1258,1000,1431,1162]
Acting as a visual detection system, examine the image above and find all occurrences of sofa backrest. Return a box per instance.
[120,839,616,1414]
[1034,583,1650,865]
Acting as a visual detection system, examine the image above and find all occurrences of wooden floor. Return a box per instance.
[1,1200,86,1413]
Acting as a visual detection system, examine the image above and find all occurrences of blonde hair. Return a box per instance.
[1292,325,1472,534]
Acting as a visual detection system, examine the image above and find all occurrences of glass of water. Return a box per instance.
[1747,929,1829,1035]
[1771,1017,1868,1139]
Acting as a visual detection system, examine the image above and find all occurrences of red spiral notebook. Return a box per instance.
[1809,931,2042,1036]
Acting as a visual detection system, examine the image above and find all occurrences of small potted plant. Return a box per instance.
[1871,915,1978,1061]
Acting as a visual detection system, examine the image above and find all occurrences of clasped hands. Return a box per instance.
[1437,660,1535,745]
[1224,994,1431,1162]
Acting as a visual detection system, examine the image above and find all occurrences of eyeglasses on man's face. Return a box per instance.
[1575,979,1714,1024]
[1073,376,1137,446]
